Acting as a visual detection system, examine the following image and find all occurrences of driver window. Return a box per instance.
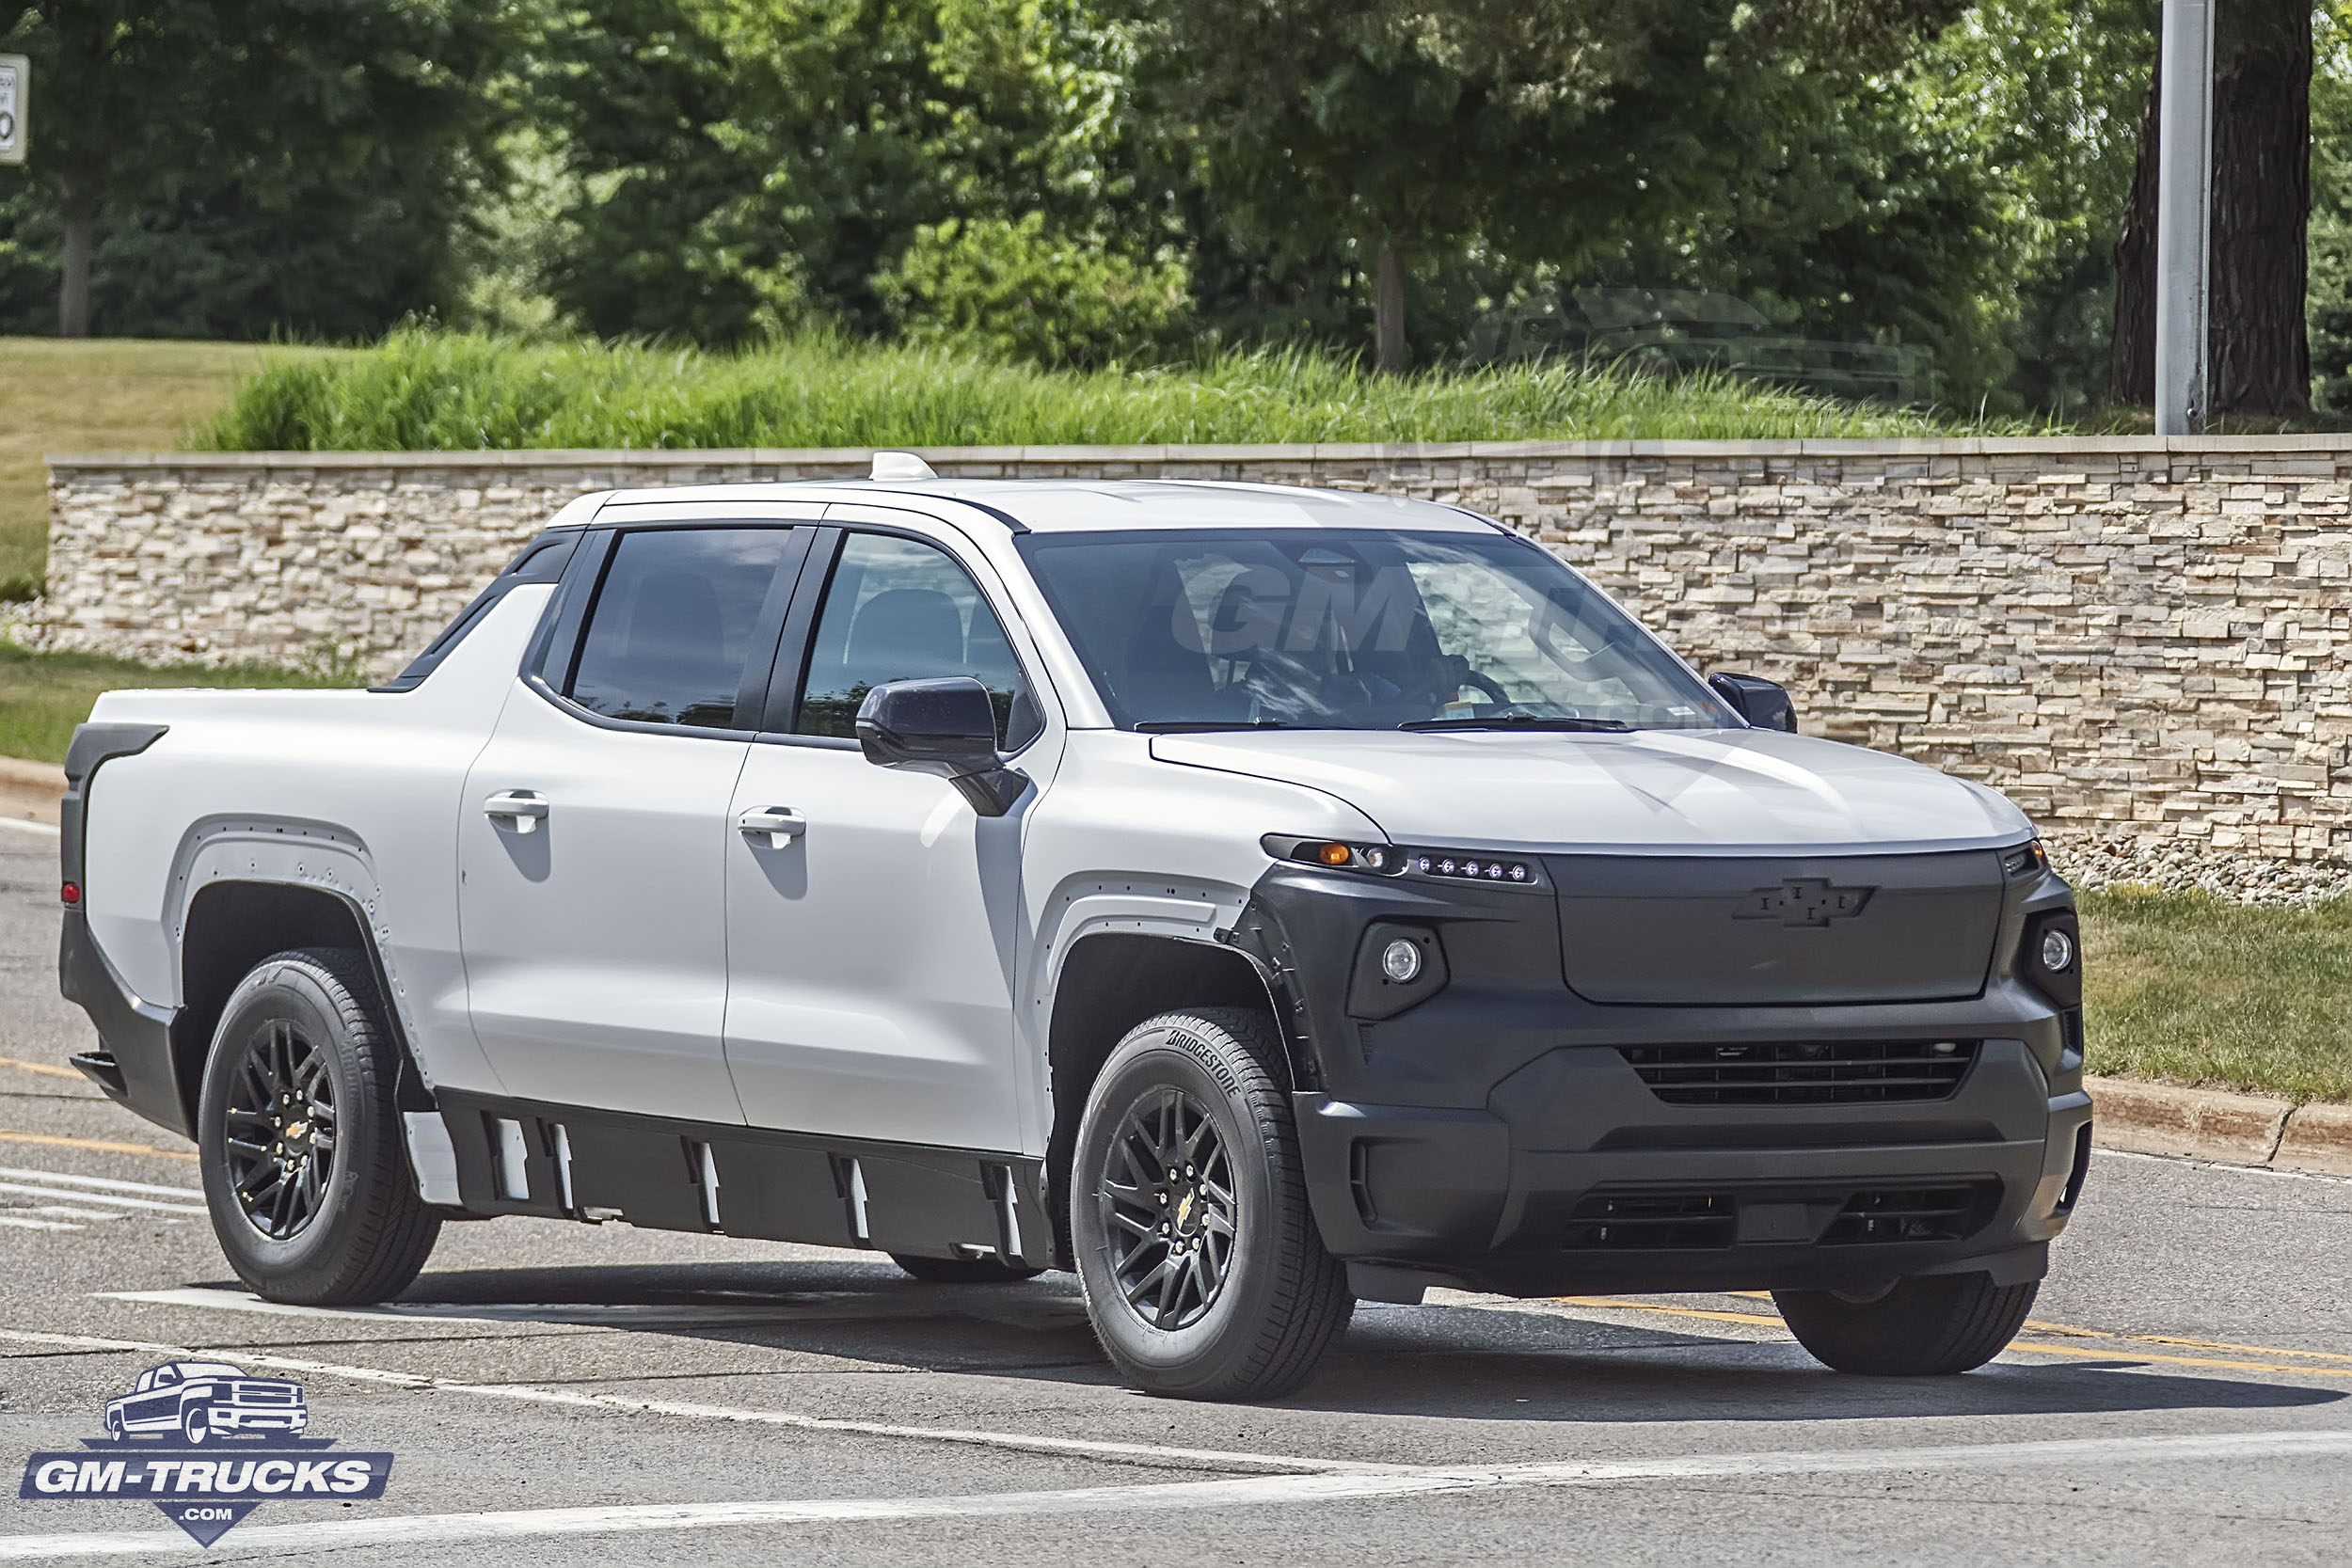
[795,532,1041,749]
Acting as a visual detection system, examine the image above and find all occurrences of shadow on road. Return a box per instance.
[169,1257,2347,1425]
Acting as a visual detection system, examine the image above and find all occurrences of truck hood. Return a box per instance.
[1148,727,2031,854]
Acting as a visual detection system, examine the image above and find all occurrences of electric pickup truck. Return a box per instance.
[58,463,2091,1401]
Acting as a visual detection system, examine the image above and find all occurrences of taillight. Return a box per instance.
[59,882,80,907]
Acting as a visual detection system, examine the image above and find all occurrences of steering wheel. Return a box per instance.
[1446,670,1513,708]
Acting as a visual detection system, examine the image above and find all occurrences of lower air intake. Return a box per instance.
[1565,1192,1737,1250]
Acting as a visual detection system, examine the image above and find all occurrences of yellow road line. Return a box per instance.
[1553,1295,1784,1328]
[0,1129,197,1162]
[1571,1292,2352,1381]
[0,1056,84,1082]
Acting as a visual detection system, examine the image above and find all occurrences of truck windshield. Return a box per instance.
[1015,529,1737,732]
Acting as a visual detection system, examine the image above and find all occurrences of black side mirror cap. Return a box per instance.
[1708,672,1799,732]
[855,677,1026,816]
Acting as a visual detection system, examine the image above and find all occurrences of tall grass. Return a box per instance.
[200,330,2023,451]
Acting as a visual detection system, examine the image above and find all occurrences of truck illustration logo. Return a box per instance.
[104,1359,309,1445]
[19,1362,391,1546]
[1733,879,1874,927]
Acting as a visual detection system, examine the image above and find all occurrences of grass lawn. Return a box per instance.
[0,338,356,596]
[2081,888,2352,1104]
[201,328,2038,453]
[0,642,352,766]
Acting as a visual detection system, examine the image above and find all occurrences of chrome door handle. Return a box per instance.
[737,806,805,848]
[484,790,548,833]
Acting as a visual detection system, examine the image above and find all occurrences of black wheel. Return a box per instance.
[891,1253,1043,1284]
[1070,1007,1352,1401]
[197,948,440,1306]
[1773,1273,2039,1375]
[181,1404,209,1445]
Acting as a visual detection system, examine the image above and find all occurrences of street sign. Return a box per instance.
[0,55,24,166]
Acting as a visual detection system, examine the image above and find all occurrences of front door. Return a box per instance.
[459,523,805,1123]
[723,525,1052,1153]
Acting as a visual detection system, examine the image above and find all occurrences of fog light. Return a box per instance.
[1380,939,1423,984]
[2040,927,2075,974]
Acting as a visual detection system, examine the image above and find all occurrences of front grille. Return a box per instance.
[1565,1192,1736,1249]
[232,1386,297,1405]
[1820,1184,1994,1244]
[1617,1040,1979,1105]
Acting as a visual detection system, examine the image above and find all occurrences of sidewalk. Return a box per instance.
[0,754,62,828]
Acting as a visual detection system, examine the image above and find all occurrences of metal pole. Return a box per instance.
[2154,0,2214,436]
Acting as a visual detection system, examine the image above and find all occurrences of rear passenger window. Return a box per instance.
[796,532,1041,749]
[567,528,792,730]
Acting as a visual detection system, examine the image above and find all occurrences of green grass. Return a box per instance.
[200,329,2036,453]
[2081,888,2352,1104]
[0,338,358,598]
[0,643,356,766]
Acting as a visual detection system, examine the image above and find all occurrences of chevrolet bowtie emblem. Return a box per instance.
[1734,879,1873,927]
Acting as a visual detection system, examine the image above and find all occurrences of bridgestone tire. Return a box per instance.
[197,949,440,1306]
[1070,1007,1353,1401]
[1773,1273,2039,1376]
[891,1253,1043,1284]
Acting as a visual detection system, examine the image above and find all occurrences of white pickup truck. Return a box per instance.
[60,464,2091,1401]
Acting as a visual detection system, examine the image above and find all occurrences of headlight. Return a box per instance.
[2021,911,2083,1007]
[1380,938,1423,983]
[2039,927,2075,974]
[1263,835,1544,889]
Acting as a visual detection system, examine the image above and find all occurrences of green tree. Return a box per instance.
[0,0,518,339]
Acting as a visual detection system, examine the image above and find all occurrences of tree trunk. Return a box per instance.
[58,189,98,339]
[1373,241,1408,375]
[2109,0,2312,419]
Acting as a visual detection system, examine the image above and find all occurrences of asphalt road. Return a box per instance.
[2,821,2348,1564]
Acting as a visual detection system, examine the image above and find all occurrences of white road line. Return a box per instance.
[0,816,59,837]
[3,1427,2347,1560]
[0,1182,204,1215]
[0,1326,1405,1478]
[0,1215,80,1231]
[0,1166,204,1199]
[29,1206,124,1221]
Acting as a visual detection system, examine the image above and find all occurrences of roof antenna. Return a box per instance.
[870,451,937,481]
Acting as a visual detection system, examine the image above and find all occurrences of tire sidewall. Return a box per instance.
[1071,1018,1283,1385]
[197,957,381,1285]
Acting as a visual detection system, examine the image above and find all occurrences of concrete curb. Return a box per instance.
[2088,1075,2352,1177]
[0,756,63,829]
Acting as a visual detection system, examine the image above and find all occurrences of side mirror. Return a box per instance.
[855,677,1026,816]
[1708,672,1798,733]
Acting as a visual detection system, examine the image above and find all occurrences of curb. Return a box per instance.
[0,755,64,830]
[2088,1075,2352,1178]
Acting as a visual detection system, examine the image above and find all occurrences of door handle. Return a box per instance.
[484,790,549,833]
[738,805,806,848]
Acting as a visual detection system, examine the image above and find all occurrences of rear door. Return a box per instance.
[720,514,1057,1153]
[458,519,813,1122]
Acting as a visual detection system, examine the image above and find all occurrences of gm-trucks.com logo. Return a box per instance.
[18,1360,392,1545]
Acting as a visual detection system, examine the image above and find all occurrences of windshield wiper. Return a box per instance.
[1135,719,1302,733]
[1398,714,1630,733]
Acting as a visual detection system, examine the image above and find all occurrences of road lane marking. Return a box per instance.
[89,1287,1082,1331]
[1551,1296,1783,1329]
[28,1206,123,1221]
[1,1427,2347,1560]
[0,1326,1406,1479]
[0,1181,203,1214]
[0,1132,196,1163]
[0,816,59,836]
[0,1058,83,1082]
[0,1166,202,1198]
[0,1215,80,1231]
[2021,1316,2352,1366]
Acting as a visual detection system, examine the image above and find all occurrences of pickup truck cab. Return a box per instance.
[60,463,2091,1400]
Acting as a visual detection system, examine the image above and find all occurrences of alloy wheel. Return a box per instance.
[1097,1085,1238,1331]
[223,1018,338,1240]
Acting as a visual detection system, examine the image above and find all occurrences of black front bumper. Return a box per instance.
[1235,847,2091,1300]
[1295,1044,2090,1299]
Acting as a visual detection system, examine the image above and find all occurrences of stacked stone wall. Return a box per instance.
[40,438,2352,899]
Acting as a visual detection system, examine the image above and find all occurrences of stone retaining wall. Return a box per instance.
[38,438,2352,900]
